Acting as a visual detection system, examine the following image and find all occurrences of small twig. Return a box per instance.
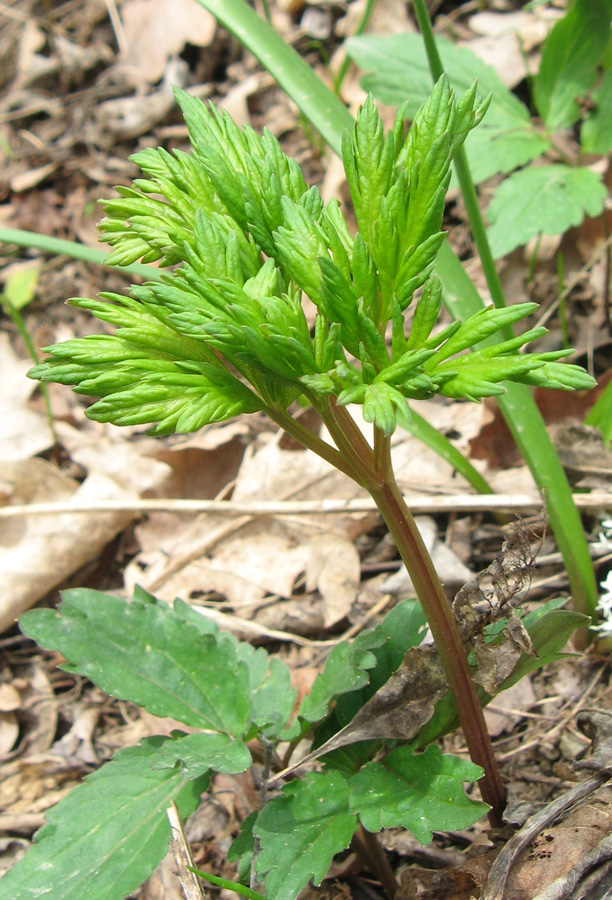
[167,801,207,900]
[3,491,612,519]
[481,771,610,900]
[250,737,274,893]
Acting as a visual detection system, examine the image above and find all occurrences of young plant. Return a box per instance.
[3,81,592,900]
[346,0,612,258]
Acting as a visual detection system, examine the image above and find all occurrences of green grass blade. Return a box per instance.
[0,228,164,282]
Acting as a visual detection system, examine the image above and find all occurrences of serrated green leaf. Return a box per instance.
[295,637,383,728]
[581,69,612,154]
[228,810,257,883]
[20,589,251,736]
[152,731,251,779]
[534,0,612,130]
[346,33,549,184]
[348,744,486,842]
[255,772,358,900]
[487,165,607,259]
[0,737,208,900]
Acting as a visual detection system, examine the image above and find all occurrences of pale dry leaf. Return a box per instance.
[119,0,215,83]
[306,532,360,627]
[0,684,21,712]
[0,460,143,633]
[97,58,188,138]
[0,713,19,756]
[0,334,53,463]
[484,676,536,737]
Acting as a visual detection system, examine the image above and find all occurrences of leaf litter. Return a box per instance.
[1,1,612,898]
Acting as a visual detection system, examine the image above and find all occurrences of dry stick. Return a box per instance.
[480,771,611,900]
[3,491,612,519]
[167,801,208,900]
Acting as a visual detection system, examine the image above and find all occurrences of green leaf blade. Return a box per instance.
[20,589,251,736]
[0,738,208,900]
[349,744,487,843]
[255,772,358,900]
[487,165,607,259]
[534,0,612,130]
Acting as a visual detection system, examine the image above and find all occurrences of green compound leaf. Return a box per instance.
[487,165,607,259]
[20,589,251,736]
[254,772,358,900]
[348,744,487,843]
[151,731,251,780]
[534,0,612,130]
[346,32,549,184]
[0,737,208,900]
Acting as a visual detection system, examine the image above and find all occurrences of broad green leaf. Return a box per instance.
[487,165,607,259]
[0,737,208,900]
[313,601,427,775]
[581,69,612,154]
[228,810,257,884]
[346,32,549,184]
[348,744,487,842]
[295,635,383,727]
[172,600,295,737]
[20,589,251,736]
[534,0,612,130]
[255,772,357,900]
[152,731,251,779]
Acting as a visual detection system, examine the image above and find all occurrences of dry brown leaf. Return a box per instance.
[119,0,216,83]
[306,533,360,627]
[0,456,166,633]
[0,334,53,464]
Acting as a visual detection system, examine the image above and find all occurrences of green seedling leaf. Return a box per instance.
[348,744,487,843]
[152,731,251,779]
[254,772,358,900]
[581,69,612,155]
[1,264,41,310]
[20,589,251,736]
[534,0,612,130]
[487,165,607,259]
[0,737,208,900]
[294,634,383,728]
[346,32,549,184]
[172,599,295,737]
[228,810,257,884]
